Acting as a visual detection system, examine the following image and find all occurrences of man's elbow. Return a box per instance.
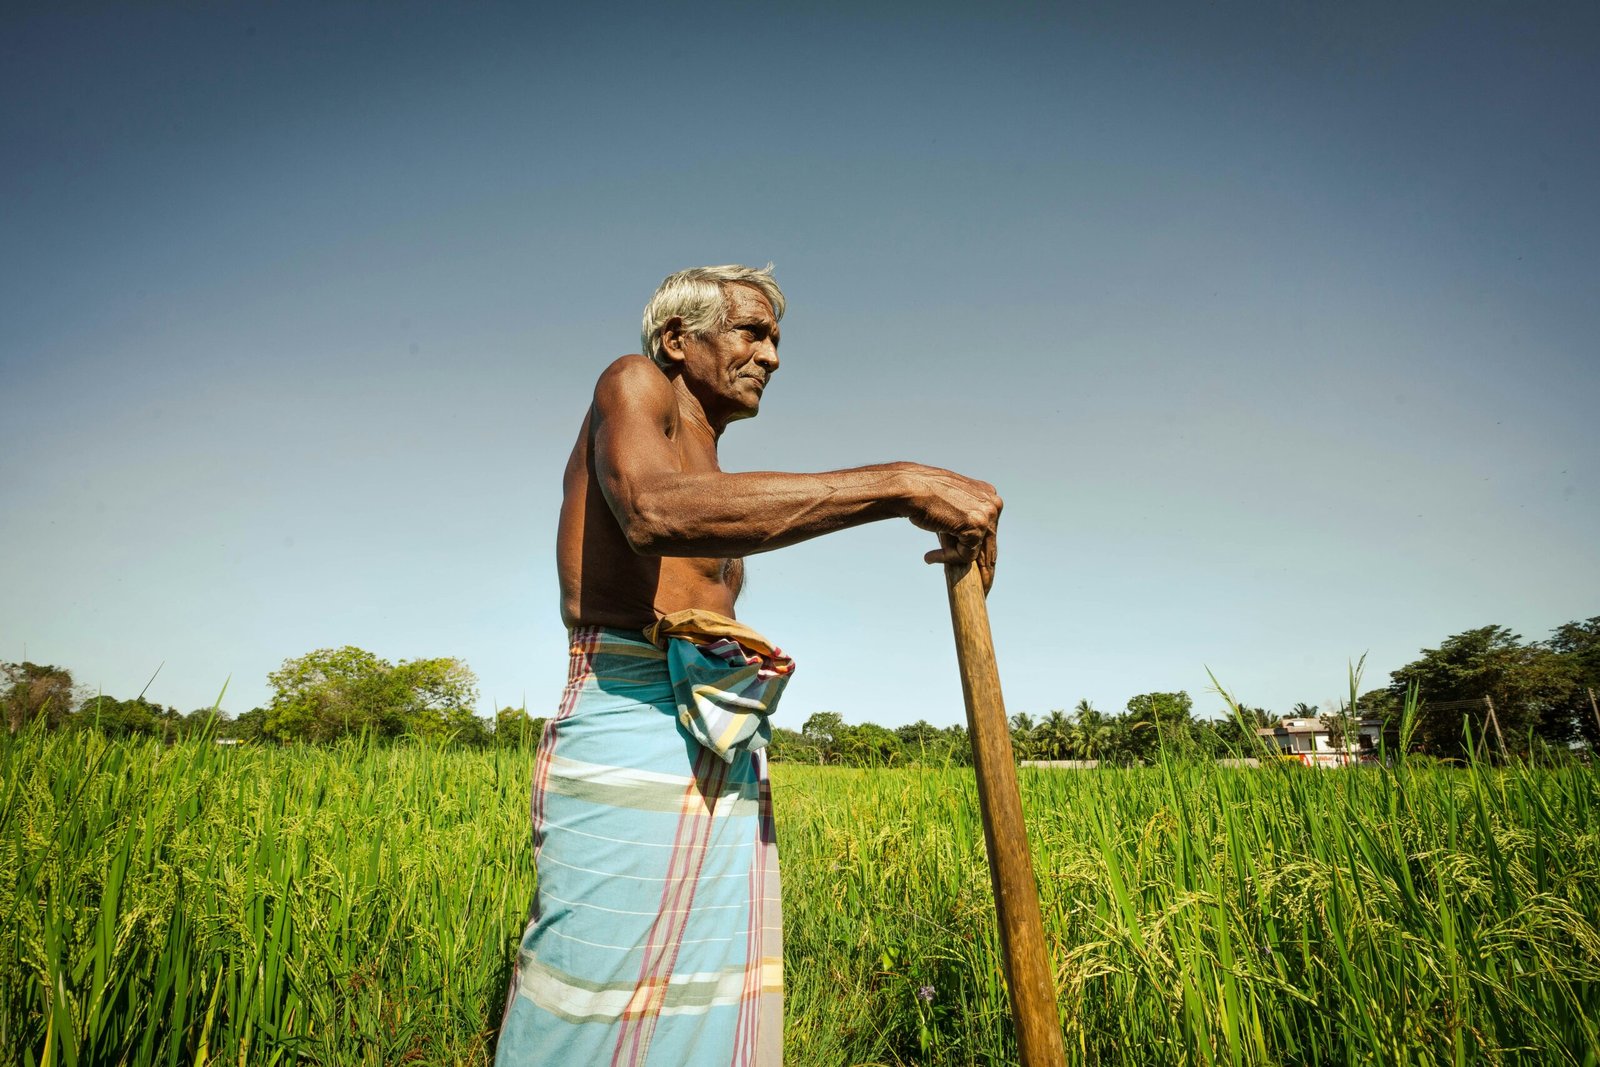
[618,506,677,556]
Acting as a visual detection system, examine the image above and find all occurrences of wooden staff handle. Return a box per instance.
[944,559,1067,1067]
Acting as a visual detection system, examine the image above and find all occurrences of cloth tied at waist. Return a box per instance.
[643,608,796,763]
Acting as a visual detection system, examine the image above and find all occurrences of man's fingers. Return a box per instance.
[924,532,981,566]
[928,539,996,595]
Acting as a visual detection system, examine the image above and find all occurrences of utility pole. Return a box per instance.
[1483,694,1507,760]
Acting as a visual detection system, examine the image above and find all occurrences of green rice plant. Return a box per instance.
[3,722,1598,1065]
[0,724,541,1065]
[774,752,1600,1065]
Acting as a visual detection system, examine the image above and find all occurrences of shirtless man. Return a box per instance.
[557,272,999,626]
[497,265,1000,1067]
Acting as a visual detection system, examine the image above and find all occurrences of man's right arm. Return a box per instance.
[591,357,1002,586]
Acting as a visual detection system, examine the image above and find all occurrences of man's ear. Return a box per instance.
[659,317,689,365]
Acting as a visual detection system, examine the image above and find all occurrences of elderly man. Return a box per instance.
[497,265,1000,1065]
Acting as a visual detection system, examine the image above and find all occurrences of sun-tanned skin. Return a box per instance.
[557,283,1001,629]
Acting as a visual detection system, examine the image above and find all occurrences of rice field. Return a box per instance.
[3,727,1598,1065]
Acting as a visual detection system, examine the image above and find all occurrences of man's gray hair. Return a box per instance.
[641,264,786,368]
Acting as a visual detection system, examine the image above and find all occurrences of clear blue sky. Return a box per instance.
[3,1,1596,728]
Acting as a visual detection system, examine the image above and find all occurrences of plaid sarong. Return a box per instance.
[496,622,789,1066]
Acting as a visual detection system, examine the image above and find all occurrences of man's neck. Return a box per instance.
[672,377,725,442]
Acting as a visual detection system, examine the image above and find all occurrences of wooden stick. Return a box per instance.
[944,560,1066,1067]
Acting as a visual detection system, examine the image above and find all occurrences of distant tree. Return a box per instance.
[1008,712,1039,759]
[1188,718,1233,759]
[1240,706,1277,727]
[1212,704,1274,751]
[1,662,79,733]
[1126,691,1193,723]
[181,706,230,738]
[439,707,493,748]
[1068,701,1113,762]
[264,646,479,743]
[265,646,390,741]
[1036,710,1074,760]
[1101,716,1146,766]
[495,706,547,747]
[72,694,179,739]
[1290,702,1318,719]
[940,723,972,766]
[836,722,902,767]
[801,711,844,746]
[766,726,822,764]
[228,706,270,742]
[894,720,949,764]
[1357,688,1402,724]
[1388,625,1573,755]
[802,711,847,763]
[1125,691,1193,761]
[390,658,481,739]
[1547,617,1600,748]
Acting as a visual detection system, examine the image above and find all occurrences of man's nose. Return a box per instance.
[753,341,779,370]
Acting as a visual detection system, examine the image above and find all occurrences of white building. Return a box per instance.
[1256,717,1387,767]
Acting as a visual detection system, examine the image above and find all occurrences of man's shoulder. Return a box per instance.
[593,354,673,412]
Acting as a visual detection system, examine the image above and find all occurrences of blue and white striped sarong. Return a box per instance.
[497,622,790,1066]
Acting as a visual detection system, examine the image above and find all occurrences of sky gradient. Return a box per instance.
[3,1,1597,729]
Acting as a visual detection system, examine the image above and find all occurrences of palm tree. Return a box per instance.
[1009,712,1039,759]
[1039,709,1074,760]
[1069,700,1112,762]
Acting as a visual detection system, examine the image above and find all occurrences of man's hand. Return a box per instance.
[895,464,1002,593]
[925,531,999,593]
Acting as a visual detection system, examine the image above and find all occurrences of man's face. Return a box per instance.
[677,284,781,425]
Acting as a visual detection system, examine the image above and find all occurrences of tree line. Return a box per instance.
[0,648,540,749]
[5,617,1596,763]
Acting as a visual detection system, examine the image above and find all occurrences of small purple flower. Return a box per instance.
[917,984,935,1003]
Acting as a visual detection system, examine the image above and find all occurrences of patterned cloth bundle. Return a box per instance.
[646,608,796,762]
